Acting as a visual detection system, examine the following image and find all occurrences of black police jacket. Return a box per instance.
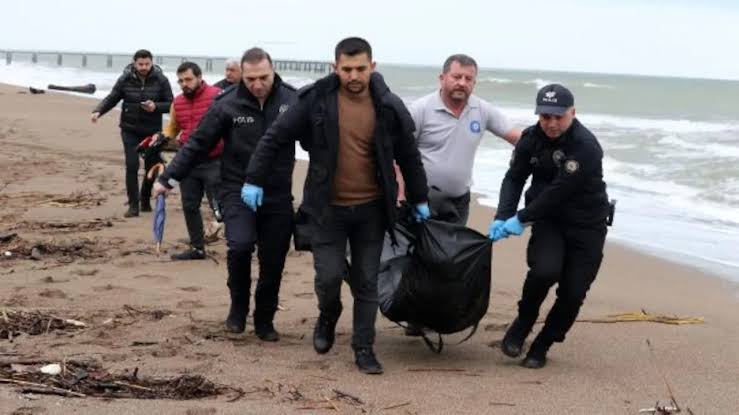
[245,72,428,231]
[495,118,609,226]
[93,64,173,136]
[159,75,297,212]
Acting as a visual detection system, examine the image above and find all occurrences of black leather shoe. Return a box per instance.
[354,347,383,374]
[255,323,280,342]
[140,201,152,212]
[171,248,206,261]
[521,348,548,369]
[501,318,531,358]
[521,336,551,369]
[123,207,139,218]
[313,313,338,354]
[224,302,247,333]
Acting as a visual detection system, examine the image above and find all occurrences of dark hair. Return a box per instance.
[442,54,478,73]
[176,61,202,77]
[241,47,273,66]
[334,37,372,61]
[133,49,153,61]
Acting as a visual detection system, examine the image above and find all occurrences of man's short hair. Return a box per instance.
[176,61,202,77]
[133,49,153,61]
[442,54,478,73]
[241,48,273,67]
[334,37,372,61]
[224,58,240,68]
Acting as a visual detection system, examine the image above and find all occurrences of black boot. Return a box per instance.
[123,207,139,218]
[225,298,248,333]
[140,200,152,212]
[313,313,339,354]
[501,318,534,358]
[255,322,280,342]
[354,347,383,374]
[521,335,551,369]
[171,247,206,261]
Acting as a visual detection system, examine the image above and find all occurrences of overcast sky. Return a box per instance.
[2,0,738,80]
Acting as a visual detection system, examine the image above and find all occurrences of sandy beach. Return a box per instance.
[0,83,737,414]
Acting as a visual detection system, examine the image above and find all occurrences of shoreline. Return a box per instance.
[2,79,737,284]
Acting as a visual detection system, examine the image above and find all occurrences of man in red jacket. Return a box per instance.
[162,62,223,260]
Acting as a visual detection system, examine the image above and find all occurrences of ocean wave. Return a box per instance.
[499,106,739,134]
[479,77,514,84]
[583,82,614,89]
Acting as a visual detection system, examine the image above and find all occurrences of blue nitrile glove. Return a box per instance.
[502,215,525,236]
[241,184,263,211]
[413,203,431,222]
[488,219,506,241]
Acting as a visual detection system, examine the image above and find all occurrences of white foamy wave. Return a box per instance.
[479,77,514,84]
[525,78,557,89]
[583,82,614,89]
[0,62,317,100]
[495,105,739,135]
[657,135,739,158]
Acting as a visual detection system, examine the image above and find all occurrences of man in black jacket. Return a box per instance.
[489,84,610,369]
[153,48,296,343]
[92,49,173,217]
[243,37,430,374]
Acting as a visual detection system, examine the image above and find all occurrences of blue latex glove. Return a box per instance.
[502,215,525,236]
[488,219,506,241]
[241,184,263,211]
[413,203,431,222]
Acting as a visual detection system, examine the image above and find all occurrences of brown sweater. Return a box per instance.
[332,88,382,206]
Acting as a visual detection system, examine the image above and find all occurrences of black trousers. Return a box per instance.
[221,191,293,327]
[311,200,386,349]
[179,159,220,250]
[121,130,156,208]
[517,220,607,345]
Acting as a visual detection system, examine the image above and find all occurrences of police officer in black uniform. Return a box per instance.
[152,48,297,342]
[489,84,610,368]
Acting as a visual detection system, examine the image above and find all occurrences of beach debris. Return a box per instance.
[638,403,680,414]
[0,191,105,210]
[39,364,61,376]
[10,218,114,234]
[0,236,111,263]
[0,309,87,341]
[638,339,694,414]
[577,310,704,325]
[47,84,96,94]
[120,304,171,322]
[0,360,243,400]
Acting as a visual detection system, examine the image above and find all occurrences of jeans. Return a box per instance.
[311,200,386,349]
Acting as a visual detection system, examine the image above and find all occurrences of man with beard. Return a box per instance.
[242,37,430,374]
[92,49,173,217]
[153,48,297,343]
[160,62,223,260]
[214,58,241,90]
[399,54,520,225]
[398,54,521,337]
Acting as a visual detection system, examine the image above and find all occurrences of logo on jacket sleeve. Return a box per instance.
[470,120,481,133]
